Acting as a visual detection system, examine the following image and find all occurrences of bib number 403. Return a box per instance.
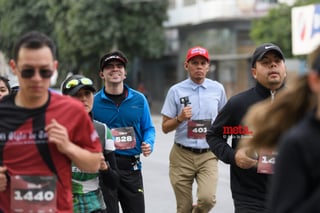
[187,119,212,139]
[192,127,207,134]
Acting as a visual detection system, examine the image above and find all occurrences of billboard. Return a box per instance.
[292,4,320,55]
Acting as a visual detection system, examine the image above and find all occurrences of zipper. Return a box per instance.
[270,90,276,102]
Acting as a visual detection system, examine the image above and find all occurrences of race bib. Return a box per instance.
[257,149,277,174]
[11,175,57,212]
[111,127,136,150]
[187,119,212,139]
[105,139,116,151]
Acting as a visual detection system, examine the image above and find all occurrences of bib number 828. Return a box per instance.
[14,190,54,202]
[115,136,133,143]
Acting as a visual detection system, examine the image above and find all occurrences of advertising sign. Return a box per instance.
[292,4,320,55]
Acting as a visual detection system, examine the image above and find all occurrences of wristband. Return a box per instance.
[176,116,182,123]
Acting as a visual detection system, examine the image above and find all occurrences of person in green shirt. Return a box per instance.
[61,74,119,213]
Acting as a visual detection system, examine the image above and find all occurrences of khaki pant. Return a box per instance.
[169,144,218,213]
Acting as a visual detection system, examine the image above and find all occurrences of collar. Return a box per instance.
[188,78,208,90]
[255,81,285,99]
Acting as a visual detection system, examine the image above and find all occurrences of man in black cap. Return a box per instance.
[92,50,155,213]
[206,43,287,213]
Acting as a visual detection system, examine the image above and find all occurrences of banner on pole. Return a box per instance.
[292,4,320,55]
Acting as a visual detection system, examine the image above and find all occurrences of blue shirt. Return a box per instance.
[92,85,155,158]
[161,78,227,149]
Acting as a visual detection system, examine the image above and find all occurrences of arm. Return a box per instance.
[99,126,120,189]
[206,102,237,165]
[162,105,192,134]
[100,151,120,190]
[140,97,155,155]
[0,166,7,192]
[161,86,183,134]
[161,115,180,134]
[206,103,257,168]
[45,119,101,172]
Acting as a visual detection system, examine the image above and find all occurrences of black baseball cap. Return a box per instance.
[99,50,128,70]
[61,74,95,96]
[251,43,285,68]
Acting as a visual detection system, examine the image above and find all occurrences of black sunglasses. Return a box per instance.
[18,68,54,79]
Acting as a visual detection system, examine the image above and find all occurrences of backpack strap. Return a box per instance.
[34,114,61,182]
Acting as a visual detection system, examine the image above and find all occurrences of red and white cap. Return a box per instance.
[185,46,210,62]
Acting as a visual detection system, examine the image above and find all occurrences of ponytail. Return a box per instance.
[242,74,315,149]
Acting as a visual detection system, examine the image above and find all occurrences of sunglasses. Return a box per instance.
[65,78,93,89]
[19,68,54,79]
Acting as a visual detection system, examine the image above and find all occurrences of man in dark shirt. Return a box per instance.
[0,31,102,212]
[206,43,287,213]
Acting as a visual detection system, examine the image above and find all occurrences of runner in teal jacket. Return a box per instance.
[93,84,155,166]
[92,50,155,213]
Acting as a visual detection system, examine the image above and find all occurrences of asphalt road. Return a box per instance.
[140,115,234,213]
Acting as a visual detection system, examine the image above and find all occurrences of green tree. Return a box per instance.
[0,0,168,84]
[250,0,319,58]
[0,0,52,57]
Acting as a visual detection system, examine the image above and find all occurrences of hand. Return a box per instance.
[179,106,192,122]
[141,142,151,157]
[100,154,108,171]
[0,166,8,191]
[45,119,72,154]
[235,147,257,169]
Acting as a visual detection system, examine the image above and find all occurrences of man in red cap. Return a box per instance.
[161,46,227,212]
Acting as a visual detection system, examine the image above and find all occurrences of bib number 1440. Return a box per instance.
[14,189,55,202]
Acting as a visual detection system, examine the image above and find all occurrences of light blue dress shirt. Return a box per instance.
[161,78,227,149]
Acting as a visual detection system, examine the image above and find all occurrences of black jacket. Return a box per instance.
[206,82,284,205]
[269,110,320,213]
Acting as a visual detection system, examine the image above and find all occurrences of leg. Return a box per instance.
[118,170,145,213]
[100,185,119,213]
[193,152,218,213]
[234,198,266,213]
[170,144,196,213]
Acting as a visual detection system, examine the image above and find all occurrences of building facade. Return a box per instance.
[129,0,293,113]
